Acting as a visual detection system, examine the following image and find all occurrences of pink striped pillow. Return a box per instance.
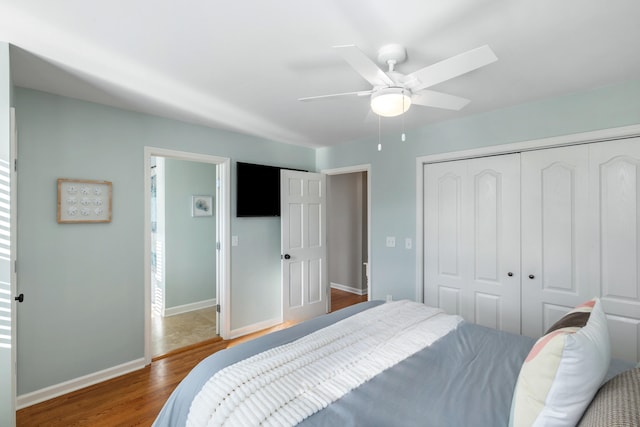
[509,299,611,427]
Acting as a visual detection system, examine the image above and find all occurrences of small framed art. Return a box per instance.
[192,195,213,217]
[57,178,112,223]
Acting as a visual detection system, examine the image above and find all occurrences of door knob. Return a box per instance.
[14,293,24,303]
[283,254,291,260]
[507,272,513,277]
[528,274,535,279]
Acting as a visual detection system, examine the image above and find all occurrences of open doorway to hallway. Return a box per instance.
[145,148,230,362]
[326,166,370,311]
[150,156,219,356]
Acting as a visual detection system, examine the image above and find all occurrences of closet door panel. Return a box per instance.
[606,314,640,362]
[439,287,462,317]
[474,170,500,281]
[475,293,501,330]
[466,156,521,334]
[424,161,465,318]
[591,138,640,362]
[424,155,520,333]
[521,145,591,338]
[596,150,639,305]
[541,165,575,291]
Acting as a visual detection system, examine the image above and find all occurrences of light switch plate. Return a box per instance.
[386,236,396,247]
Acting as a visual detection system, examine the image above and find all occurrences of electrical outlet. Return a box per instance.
[231,235,238,246]
[386,236,396,247]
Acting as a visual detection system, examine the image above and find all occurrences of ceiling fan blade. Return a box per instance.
[407,45,498,92]
[298,90,373,102]
[333,45,394,87]
[411,90,470,111]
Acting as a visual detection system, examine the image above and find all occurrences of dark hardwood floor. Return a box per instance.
[16,289,367,426]
[329,287,368,312]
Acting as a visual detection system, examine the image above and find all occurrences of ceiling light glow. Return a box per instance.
[370,87,411,117]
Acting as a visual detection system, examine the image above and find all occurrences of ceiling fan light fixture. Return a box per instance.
[370,87,411,117]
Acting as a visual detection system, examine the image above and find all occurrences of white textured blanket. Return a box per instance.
[186,300,462,427]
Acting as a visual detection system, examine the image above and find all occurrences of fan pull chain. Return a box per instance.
[378,115,382,151]
[401,91,407,142]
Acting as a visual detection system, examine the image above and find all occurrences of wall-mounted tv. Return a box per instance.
[236,162,306,217]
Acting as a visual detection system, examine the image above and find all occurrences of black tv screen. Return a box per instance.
[235,162,283,217]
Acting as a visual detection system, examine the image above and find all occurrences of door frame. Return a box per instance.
[9,107,17,425]
[143,147,231,365]
[321,164,372,300]
[415,123,640,304]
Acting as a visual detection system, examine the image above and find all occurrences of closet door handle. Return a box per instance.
[507,272,513,277]
[528,274,535,279]
[283,254,291,260]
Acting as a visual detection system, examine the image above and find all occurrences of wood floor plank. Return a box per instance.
[16,289,367,426]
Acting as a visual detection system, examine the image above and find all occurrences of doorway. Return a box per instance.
[144,148,230,364]
[324,165,371,310]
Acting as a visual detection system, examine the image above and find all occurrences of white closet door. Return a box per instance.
[521,145,592,338]
[590,137,640,362]
[425,154,520,334]
[425,160,466,317]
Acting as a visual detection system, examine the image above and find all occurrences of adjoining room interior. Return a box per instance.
[149,156,219,357]
[327,170,369,305]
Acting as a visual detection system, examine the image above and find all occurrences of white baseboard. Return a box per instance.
[17,358,146,409]
[164,298,216,317]
[331,282,368,296]
[228,317,281,340]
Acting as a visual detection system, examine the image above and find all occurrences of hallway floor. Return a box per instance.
[152,306,217,356]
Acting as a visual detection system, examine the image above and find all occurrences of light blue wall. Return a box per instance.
[0,41,14,427]
[13,75,640,399]
[316,79,640,301]
[231,216,281,327]
[164,159,216,308]
[14,88,314,395]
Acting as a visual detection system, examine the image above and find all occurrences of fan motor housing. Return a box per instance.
[377,44,407,66]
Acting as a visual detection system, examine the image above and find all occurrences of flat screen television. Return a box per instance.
[236,162,305,217]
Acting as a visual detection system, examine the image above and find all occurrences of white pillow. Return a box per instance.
[509,299,611,427]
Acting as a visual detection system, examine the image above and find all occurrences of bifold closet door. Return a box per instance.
[521,145,593,338]
[424,154,521,334]
[590,138,640,362]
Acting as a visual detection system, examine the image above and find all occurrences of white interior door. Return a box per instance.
[424,160,466,316]
[590,137,640,362]
[281,170,327,323]
[520,145,592,338]
[465,155,521,333]
[424,154,521,334]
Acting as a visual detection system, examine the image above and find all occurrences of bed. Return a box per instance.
[153,299,638,427]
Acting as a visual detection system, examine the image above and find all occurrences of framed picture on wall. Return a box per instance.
[192,195,213,217]
[57,178,112,223]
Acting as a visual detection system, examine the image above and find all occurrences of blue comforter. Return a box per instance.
[153,301,631,427]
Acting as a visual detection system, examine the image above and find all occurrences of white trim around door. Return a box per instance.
[143,147,231,365]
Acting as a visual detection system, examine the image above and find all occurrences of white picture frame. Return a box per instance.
[192,195,213,217]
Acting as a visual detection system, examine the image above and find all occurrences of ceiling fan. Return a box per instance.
[299,44,498,117]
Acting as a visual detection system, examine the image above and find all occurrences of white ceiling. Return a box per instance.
[2,0,639,148]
